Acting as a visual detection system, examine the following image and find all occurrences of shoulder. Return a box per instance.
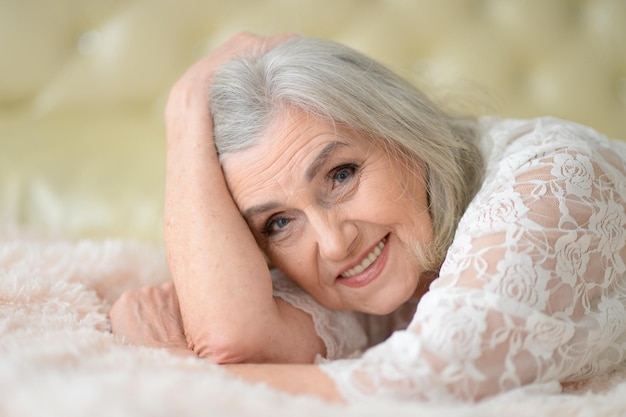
[448,116,625,243]
[445,117,626,258]
[473,117,625,196]
[433,117,626,293]
[478,116,622,169]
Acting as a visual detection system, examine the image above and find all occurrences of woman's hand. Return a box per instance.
[109,283,194,356]
[167,32,292,91]
[164,32,293,144]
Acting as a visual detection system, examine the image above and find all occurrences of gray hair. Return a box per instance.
[210,36,484,273]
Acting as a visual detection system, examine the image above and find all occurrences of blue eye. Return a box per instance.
[262,217,290,236]
[274,218,290,229]
[335,168,352,183]
[330,164,358,186]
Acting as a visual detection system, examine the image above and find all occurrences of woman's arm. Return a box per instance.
[224,363,343,402]
[163,33,324,363]
[109,282,344,402]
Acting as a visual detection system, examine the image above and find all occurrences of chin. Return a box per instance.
[366,284,418,315]
[365,305,400,316]
[358,295,408,316]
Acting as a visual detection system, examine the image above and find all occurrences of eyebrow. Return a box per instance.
[305,141,348,182]
[242,201,282,222]
[242,140,348,222]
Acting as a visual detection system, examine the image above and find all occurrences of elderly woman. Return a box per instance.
[110,33,626,403]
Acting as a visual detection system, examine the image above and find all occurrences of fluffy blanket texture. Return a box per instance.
[2,234,626,417]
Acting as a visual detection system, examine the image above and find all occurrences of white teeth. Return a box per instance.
[341,239,386,278]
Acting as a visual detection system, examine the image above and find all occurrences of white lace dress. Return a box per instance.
[272,116,626,403]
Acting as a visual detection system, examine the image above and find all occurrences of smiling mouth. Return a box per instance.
[340,237,387,278]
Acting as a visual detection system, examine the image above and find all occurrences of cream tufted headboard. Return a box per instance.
[1,0,624,240]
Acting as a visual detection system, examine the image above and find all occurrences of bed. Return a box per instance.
[1,0,625,415]
[2,234,626,416]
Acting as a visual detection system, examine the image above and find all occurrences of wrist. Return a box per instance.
[165,81,210,118]
[165,90,214,147]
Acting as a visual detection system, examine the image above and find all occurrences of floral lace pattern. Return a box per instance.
[277,117,626,402]
[271,269,368,360]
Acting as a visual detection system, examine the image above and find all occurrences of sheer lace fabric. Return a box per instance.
[273,117,626,403]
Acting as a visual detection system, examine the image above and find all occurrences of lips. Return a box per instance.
[340,238,386,277]
[337,235,389,288]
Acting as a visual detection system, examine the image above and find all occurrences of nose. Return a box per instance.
[309,209,358,262]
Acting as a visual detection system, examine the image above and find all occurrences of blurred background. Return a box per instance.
[1,0,625,241]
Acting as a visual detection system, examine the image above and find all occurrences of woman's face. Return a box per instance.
[221,109,433,314]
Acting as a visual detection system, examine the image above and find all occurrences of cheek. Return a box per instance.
[267,241,309,276]
[364,164,411,200]
[360,175,432,240]
[268,239,324,292]
[355,178,411,219]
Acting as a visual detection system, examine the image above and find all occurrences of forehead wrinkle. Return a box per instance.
[222,109,347,216]
[224,131,321,213]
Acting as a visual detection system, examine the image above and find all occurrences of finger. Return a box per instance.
[210,32,296,69]
[109,289,140,334]
[233,32,297,59]
[159,282,182,313]
[261,33,298,51]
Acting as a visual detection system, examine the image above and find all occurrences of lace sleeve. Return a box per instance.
[320,117,626,402]
[271,269,368,360]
